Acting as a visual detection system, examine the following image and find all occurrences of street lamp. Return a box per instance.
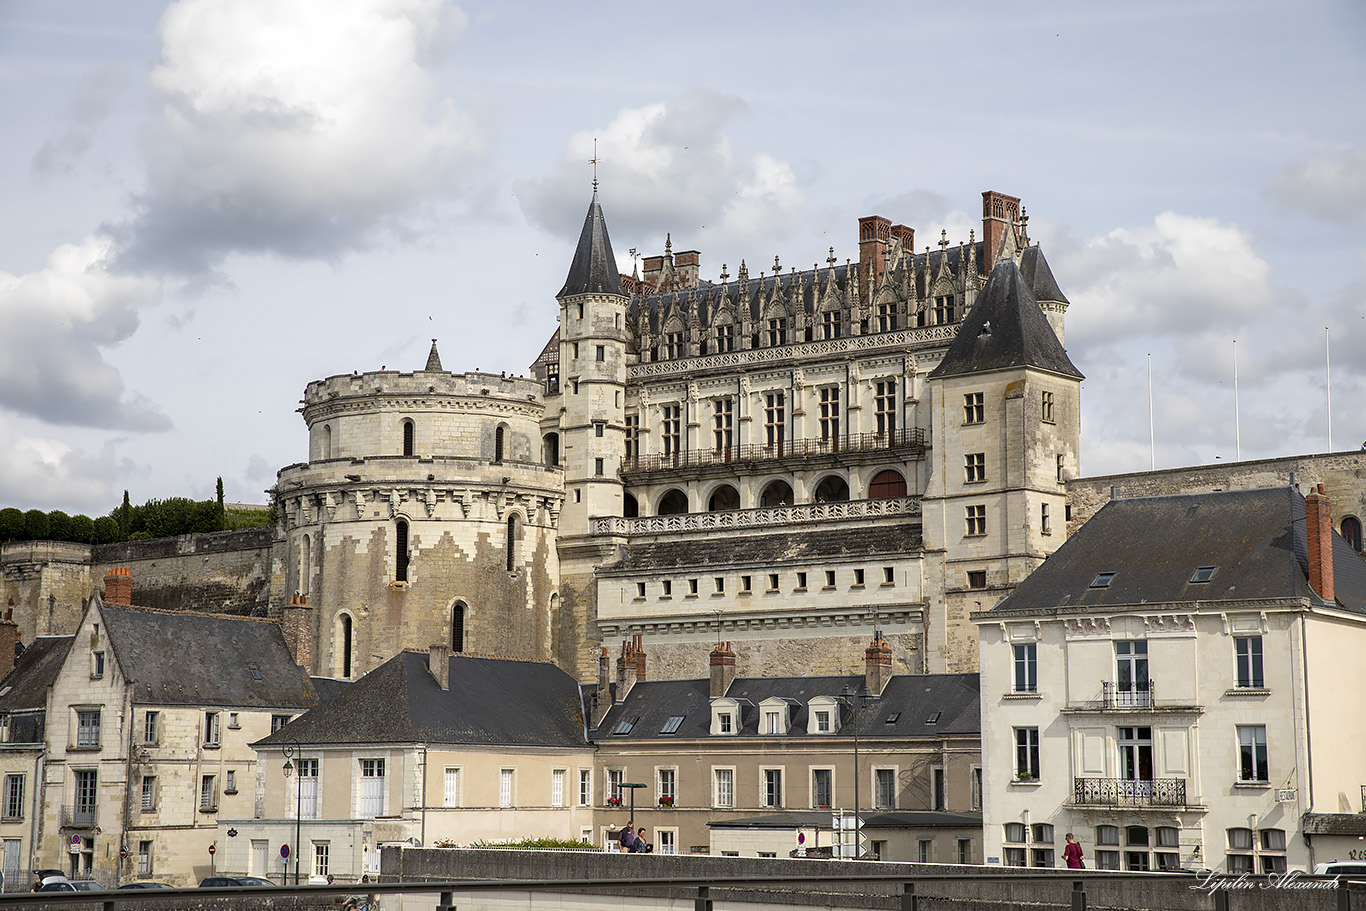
[838,684,874,859]
[621,782,647,827]
[281,739,303,885]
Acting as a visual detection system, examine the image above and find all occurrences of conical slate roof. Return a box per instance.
[1019,246,1069,304]
[557,190,627,298]
[928,257,1083,380]
[424,339,443,372]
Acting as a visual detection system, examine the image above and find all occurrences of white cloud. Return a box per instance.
[120,0,481,273]
[0,235,166,430]
[31,61,130,176]
[0,417,141,513]
[1265,147,1366,223]
[516,90,804,267]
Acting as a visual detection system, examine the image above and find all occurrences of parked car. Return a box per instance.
[199,875,276,887]
[38,880,105,892]
[34,869,67,886]
[1314,862,1366,879]
[117,881,175,889]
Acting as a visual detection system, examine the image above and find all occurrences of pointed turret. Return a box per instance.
[558,190,627,298]
[424,339,443,372]
[928,258,1083,381]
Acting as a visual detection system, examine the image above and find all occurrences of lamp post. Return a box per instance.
[281,739,303,885]
[838,684,873,859]
[622,782,646,827]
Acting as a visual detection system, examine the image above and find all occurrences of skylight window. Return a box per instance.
[248,665,262,681]
[612,716,638,735]
[884,712,901,724]
[925,711,942,724]
[1190,566,1216,583]
[1090,572,1116,588]
[660,715,684,734]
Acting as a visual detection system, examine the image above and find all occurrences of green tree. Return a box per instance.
[23,509,49,540]
[68,515,95,543]
[46,510,72,541]
[114,491,133,537]
[92,516,120,545]
[0,508,23,541]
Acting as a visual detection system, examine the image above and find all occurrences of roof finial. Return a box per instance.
[827,247,837,268]
[589,138,600,191]
[939,229,949,251]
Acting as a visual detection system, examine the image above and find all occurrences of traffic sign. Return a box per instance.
[119,846,128,859]
[281,844,290,860]
[208,845,216,856]
[797,832,805,845]
[71,835,81,845]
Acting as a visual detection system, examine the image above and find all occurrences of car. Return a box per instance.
[35,869,67,886]
[1314,862,1366,879]
[199,875,276,887]
[117,881,175,889]
[38,880,105,892]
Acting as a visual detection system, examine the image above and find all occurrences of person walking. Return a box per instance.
[1063,833,1084,869]
[618,824,635,853]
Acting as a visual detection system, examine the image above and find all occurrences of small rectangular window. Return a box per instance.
[1041,391,1055,423]
[594,457,604,475]
[964,392,985,424]
[688,578,698,595]
[968,570,987,589]
[92,651,104,678]
[1041,503,1051,535]
[965,452,986,482]
[1091,572,1116,588]
[1236,636,1264,688]
[740,575,752,593]
[1191,566,1216,583]
[594,422,604,437]
[795,572,807,589]
[883,567,894,584]
[714,577,725,593]
[1056,454,1065,482]
[824,570,835,588]
[661,580,671,596]
[1013,643,1038,693]
[767,573,779,591]
[271,714,290,734]
[965,504,987,536]
[596,345,605,362]
[225,770,236,792]
[636,582,646,598]
[572,342,579,359]
[144,712,159,745]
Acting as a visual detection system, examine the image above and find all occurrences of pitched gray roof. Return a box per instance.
[100,602,317,709]
[928,257,1082,381]
[0,636,73,744]
[598,525,923,574]
[256,651,589,749]
[992,486,1366,614]
[1019,246,1069,304]
[558,190,627,298]
[590,672,980,741]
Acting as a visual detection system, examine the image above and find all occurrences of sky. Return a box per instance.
[1,0,1364,515]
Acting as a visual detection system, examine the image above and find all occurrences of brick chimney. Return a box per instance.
[282,595,314,671]
[858,215,892,293]
[428,643,450,690]
[709,641,736,698]
[615,637,639,702]
[592,647,613,727]
[981,190,1021,271]
[865,632,893,696]
[103,567,132,606]
[631,634,646,682]
[1305,484,1336,603]
[0,610,19,680]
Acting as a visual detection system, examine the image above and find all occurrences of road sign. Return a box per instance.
[208,845,216,856]
[281,844,290,860]
[119,846,128,859]
[71,835,81,845]
[797,832,805,845]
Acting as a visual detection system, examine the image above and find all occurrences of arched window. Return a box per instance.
[760,481,793,508]
[623,493,638,518]
[813,476,850,503]
[506,514,521,571]
[494,425,506,463]
[1342,516,1363,553]
[402,419,415,457]
[322,424,333,459]
[868,469,908,498]
[708,485,740,512]
[339,614,353,678]
[452,602,466,653]
[395,519,410,582]
[300,534,311,596]
[658,489,689,515]
[543,433,560,467]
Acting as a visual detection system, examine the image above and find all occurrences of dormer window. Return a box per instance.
[1190,566,1216,583]
[711,697,741,736]
[806,695,841,735]
[758,697,792,735]
[719,713,732,733]
[1090,572,1116,588]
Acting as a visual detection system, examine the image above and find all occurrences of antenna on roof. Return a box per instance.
[589,138,600,191]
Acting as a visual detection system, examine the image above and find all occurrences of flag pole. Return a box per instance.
[1326,327,1332,453]
[1147,353,1155,471]
[1233,339,1240,462]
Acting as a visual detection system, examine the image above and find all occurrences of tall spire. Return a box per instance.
[424,339,443,372]
[557,190,627,298]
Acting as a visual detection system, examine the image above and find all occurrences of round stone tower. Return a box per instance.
[275,344,563,679]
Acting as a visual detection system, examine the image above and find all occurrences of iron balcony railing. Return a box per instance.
[622,427,927,474]
[61,804,97,827]
[1074,777,1187,808]
[1101,680,1153,709]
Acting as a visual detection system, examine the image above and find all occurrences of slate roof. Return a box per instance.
[589,672,979,741]
[708,810,982,829]
[1018,246,1069,304]
[597,525,923,574]
[255,651,589,749]
[928,258,1083,381]
[991,486,1366,614]
[0,636,73,745]
[100,600,317,709]
[558,190,627,298]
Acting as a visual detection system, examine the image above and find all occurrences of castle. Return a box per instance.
[4,188,1087,683]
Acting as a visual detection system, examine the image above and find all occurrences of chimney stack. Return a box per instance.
[0,610,19,680]
[592,647,612,727]
[632,634,646,682]
[104,567,132,606]
[865,632,893,696]
[709,641,736,698]
[428,643,450,690]
[1305,484,1336,604]
[981,190,1022,270]
[282,595,314,672]
[615,638,639,702]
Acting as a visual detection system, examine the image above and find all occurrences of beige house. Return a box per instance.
[975,485,1366,873]
[32,571,317,886]
[588,636,982,861]
[224,648,596,883]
